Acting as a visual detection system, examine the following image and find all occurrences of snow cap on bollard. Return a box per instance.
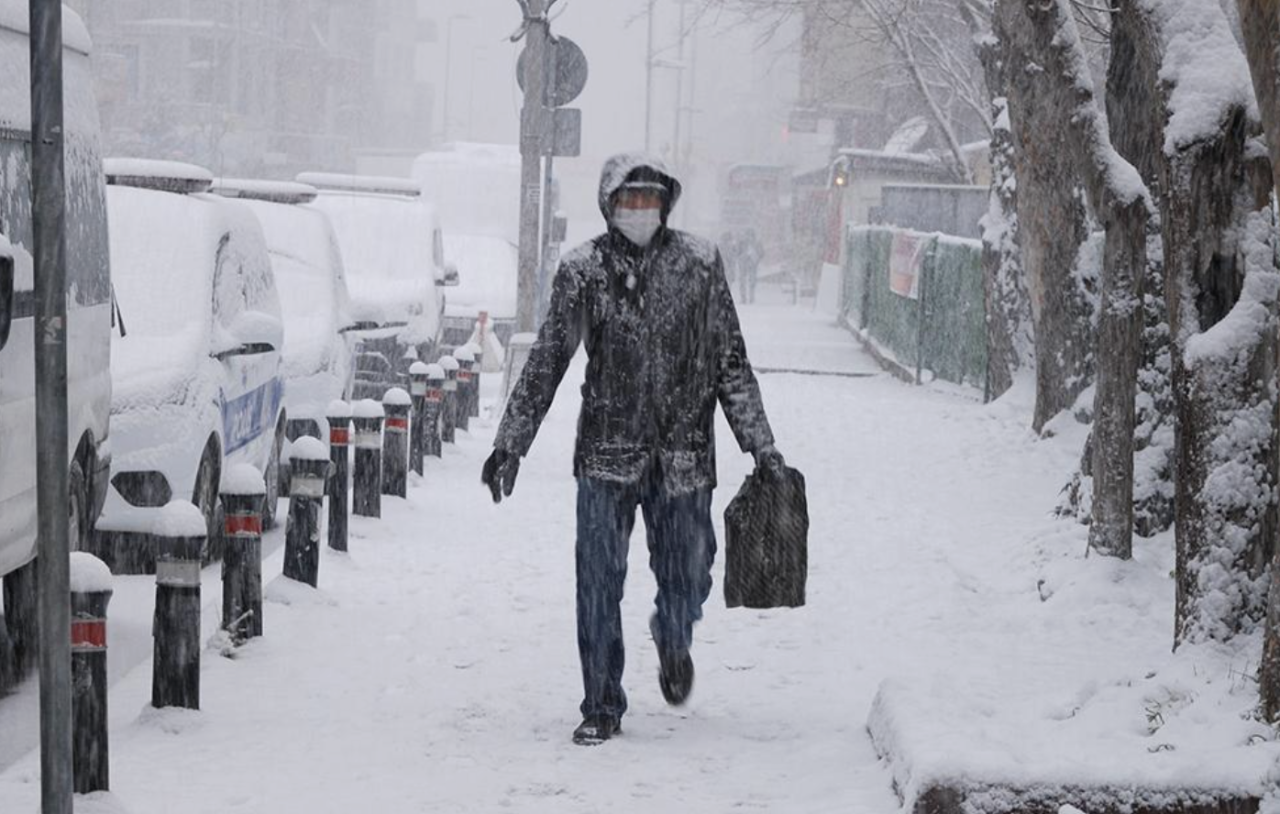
[289,437,330,499]
[382,387,412,407]
[154,500,207,587]
[69,552,113,595]
[409,362,431,397]
[383,388,411,433]
[352,398,384,449]
[220,463,267,497]
[327,400,352,446]
[154,500,208,539]
[70,553,112,652]
[440,355,459,391]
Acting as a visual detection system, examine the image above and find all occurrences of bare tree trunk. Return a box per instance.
[994,0,1094,434]
[967,7,1030,401]
[1234,0,1280,719]
[996,0,1152,562]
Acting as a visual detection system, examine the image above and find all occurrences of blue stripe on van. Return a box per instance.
[221,378,284,455]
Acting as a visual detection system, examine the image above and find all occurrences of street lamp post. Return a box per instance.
[644,0,656,153]
[441,14,472,143]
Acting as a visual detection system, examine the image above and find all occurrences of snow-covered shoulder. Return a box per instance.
[671,230,719,267]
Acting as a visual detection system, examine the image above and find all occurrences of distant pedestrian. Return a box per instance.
[738,229,763,304]
[481,153,785,746]
[719,230,740,288]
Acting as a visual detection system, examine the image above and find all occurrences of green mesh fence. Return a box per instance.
[843,226,988,390]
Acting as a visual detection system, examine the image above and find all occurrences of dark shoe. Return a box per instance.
[572,715,621,745]
[658,648,694,706]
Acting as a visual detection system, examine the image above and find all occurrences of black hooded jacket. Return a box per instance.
[494,154,774,494]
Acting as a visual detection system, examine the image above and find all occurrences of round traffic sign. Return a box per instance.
[517,36,589,108]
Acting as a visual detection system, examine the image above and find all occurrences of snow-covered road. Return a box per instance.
[0,293,1097,813]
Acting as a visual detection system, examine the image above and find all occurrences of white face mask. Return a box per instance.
[613,206,662,247]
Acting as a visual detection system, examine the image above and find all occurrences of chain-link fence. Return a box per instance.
[843,225,988,391]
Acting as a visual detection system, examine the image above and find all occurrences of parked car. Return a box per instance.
[211,178,355,457]
[0,6,112,686]
[95,159,286,573]
[412,143,520,351]
[298,172,454,398]
[440,233,518,351]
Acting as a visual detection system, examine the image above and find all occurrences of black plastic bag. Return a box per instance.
[724,465,808,609]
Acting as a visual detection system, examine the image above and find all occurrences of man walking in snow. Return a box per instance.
[481,154,784,745]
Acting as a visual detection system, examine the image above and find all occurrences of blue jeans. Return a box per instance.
[575,476,717,720]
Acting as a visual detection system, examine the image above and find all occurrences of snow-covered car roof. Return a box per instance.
[411,144,520,242]
[443,233,518,320]
[305,190,441,340]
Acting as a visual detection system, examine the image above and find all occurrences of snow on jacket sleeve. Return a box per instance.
[710,248,775,453]
[493,257,585,456]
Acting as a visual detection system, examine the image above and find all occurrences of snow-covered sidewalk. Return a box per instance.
[4,295,1255,813]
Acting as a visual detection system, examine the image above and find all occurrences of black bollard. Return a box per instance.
[219,463,266,642]
[453,346,475,433]
[458,343,481,432]
[152,500,206,710]
[283,437,329,588]
[409,363,430,476]
[352,399,384,518]
[424,363,445,458]
[468,341,484,419]
[70,552,112,793]
[327,400,352,552]
[440,355,459,444]
[382,388,411,498]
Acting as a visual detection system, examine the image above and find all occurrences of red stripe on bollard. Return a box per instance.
[386,417,409,431]
[427,389,443,401]
[71,619,106,651]
[224,513,263,537]
[458,370,473,382]
[330,427,350,445]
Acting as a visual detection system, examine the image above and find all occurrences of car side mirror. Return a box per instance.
[213,310,283,360]
[0,252,12,352]
[436,263,460,287]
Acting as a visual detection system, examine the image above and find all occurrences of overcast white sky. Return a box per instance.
[415,0,817,233]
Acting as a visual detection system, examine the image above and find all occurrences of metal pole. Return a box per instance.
[30,0,74,809]
[645,0,656,154]
[517,0,550,332]
[673,0,687,170]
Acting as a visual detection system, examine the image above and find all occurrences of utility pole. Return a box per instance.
[644,0,656,154]
[516,0,551,332]
[672,0,688,171]
[30,0,74,811]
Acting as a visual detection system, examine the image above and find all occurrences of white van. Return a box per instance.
[0,5,113,686]
[95,160,286,573]
[210,178,356,452]
[297,172,453,399]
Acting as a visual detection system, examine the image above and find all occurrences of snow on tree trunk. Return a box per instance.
[970,19,1030,401]
[1175,210,1279,645]
[993,0,1095,435]
[996,0,1154,559]
[1105,0,1173,543]
[1146,0,1278,647]
[1233,0,1280,717]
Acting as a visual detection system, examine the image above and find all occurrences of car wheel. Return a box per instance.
[193,449,221,564]
[68,458,89,554]
[262,421,285,531]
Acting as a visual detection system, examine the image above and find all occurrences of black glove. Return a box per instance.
[481,448,521,504]
[752,444,787,477]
